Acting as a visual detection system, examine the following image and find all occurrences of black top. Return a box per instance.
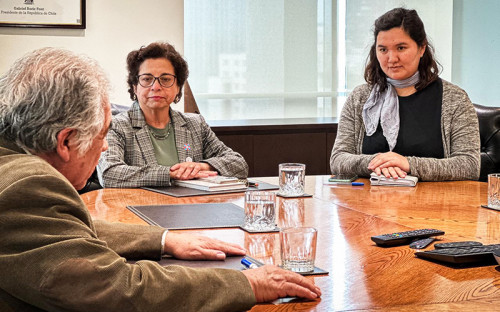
[362,79,444,158]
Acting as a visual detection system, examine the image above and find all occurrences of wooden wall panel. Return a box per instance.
[210,118,338,177]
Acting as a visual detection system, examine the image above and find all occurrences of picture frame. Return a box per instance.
[0,0,86,29]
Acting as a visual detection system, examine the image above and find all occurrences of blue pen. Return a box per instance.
[241,258,258,269]
[351,182,364,186]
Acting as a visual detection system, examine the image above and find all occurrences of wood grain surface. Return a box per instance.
[80,176,500,311]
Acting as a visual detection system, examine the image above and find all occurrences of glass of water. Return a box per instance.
[279,163,306,196]
[243,191,276,231]
[488,173,500,210]
[280,227,317,272]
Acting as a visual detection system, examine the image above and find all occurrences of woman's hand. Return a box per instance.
[170,162,218,180]
[368,152,409,178]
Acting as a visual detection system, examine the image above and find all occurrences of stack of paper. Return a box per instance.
[174,177,247,192]
[370,172,418,187]
[198,176,240,184]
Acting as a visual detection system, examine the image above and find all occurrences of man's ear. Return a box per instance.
[55,128,77,162]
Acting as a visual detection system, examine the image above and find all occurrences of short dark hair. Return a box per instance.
[126,42,189,103]
[364,8,440,91]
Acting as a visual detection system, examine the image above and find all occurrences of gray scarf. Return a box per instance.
[362,71,420,151]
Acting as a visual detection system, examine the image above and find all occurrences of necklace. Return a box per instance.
[148,123,171,140]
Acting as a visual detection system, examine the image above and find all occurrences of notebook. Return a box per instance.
[370,172,418,187]
[173,178,247,192]
[143,180,279,197]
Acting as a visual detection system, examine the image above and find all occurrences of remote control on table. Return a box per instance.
[371,229,445,247]
[416,244,500,265]
[409,237,436,249]
[434,241,483,249]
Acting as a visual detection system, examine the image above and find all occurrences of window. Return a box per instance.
[185,0,334,120]
[185,0,452,121]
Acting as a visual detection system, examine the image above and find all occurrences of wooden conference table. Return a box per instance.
[81,176,500,311]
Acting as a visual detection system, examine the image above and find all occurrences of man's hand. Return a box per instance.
[170,162,218,180]
[368,152,409,178]
[242,265,321,302]
[163,232,246,260]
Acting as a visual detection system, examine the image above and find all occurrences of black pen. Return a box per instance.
[247,181,259,187]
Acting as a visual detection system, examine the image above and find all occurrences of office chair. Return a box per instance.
[473,103,500,182]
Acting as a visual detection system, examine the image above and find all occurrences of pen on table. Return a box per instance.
[351,182,364,186]
[241,257,259,269]
[247,181,259,187]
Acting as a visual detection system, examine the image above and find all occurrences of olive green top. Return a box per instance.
[147,123,180,166]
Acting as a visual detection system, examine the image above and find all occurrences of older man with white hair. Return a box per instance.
[0,47,320,312]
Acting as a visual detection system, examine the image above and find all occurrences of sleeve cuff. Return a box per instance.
[160,229,168,254]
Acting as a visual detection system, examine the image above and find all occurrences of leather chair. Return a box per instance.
[473,103,500,182]
[78,103,128,194]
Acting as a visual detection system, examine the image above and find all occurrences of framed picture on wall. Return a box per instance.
[0,0,86,29]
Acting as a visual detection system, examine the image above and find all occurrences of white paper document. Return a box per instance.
[370,172,418,187]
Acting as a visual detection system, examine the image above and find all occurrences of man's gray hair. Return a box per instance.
[0,47,109,155]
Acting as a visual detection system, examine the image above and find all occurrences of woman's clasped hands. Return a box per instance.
[368,151,410,179]
[169,161,218,180]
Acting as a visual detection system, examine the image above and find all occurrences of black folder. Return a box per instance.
[127,203,245,230]
[129,255,328,276]
[129,255,259,271]
[142,181,279,197]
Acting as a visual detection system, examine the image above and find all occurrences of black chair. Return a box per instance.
[473,103,500,182]
[78,103,129,194]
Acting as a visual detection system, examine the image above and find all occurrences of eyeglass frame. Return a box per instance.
[137,73,177,88]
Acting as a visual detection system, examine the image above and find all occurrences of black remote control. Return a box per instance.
[371,229,445,247]
[409,237,436,249]
[434,241,483,249]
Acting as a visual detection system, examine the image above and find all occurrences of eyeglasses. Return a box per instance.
[137,73,176,88]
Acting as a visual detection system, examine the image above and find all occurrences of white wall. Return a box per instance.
[0,0,184,109]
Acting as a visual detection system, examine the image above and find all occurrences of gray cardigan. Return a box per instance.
[330,79,480,181]
[98,102,248,188]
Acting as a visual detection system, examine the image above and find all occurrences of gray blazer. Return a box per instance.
[330,79,480,181]
[98,102,248,188]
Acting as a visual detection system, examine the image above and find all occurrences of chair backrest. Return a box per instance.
[473,103,500,182]
[184,81,200,114]
[78,103,128,194]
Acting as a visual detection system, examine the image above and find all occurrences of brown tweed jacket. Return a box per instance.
[0,140,255,312]
[330,79,480,181]
[97,102,248,188]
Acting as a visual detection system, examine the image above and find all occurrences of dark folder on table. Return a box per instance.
[127,203,245,230]
[129,254,328,276]
[127,203,330,276]
[142,181,279,197]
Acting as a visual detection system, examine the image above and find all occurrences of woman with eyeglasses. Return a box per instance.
[98,42,248,187]
[330,8,480,181]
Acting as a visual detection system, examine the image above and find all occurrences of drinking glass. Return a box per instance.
[243,191,276,231]
[280,227,317,272]
[488,173,500,210]
[279,163,306,196]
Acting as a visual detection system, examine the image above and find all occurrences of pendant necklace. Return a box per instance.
[148,123,171,140]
